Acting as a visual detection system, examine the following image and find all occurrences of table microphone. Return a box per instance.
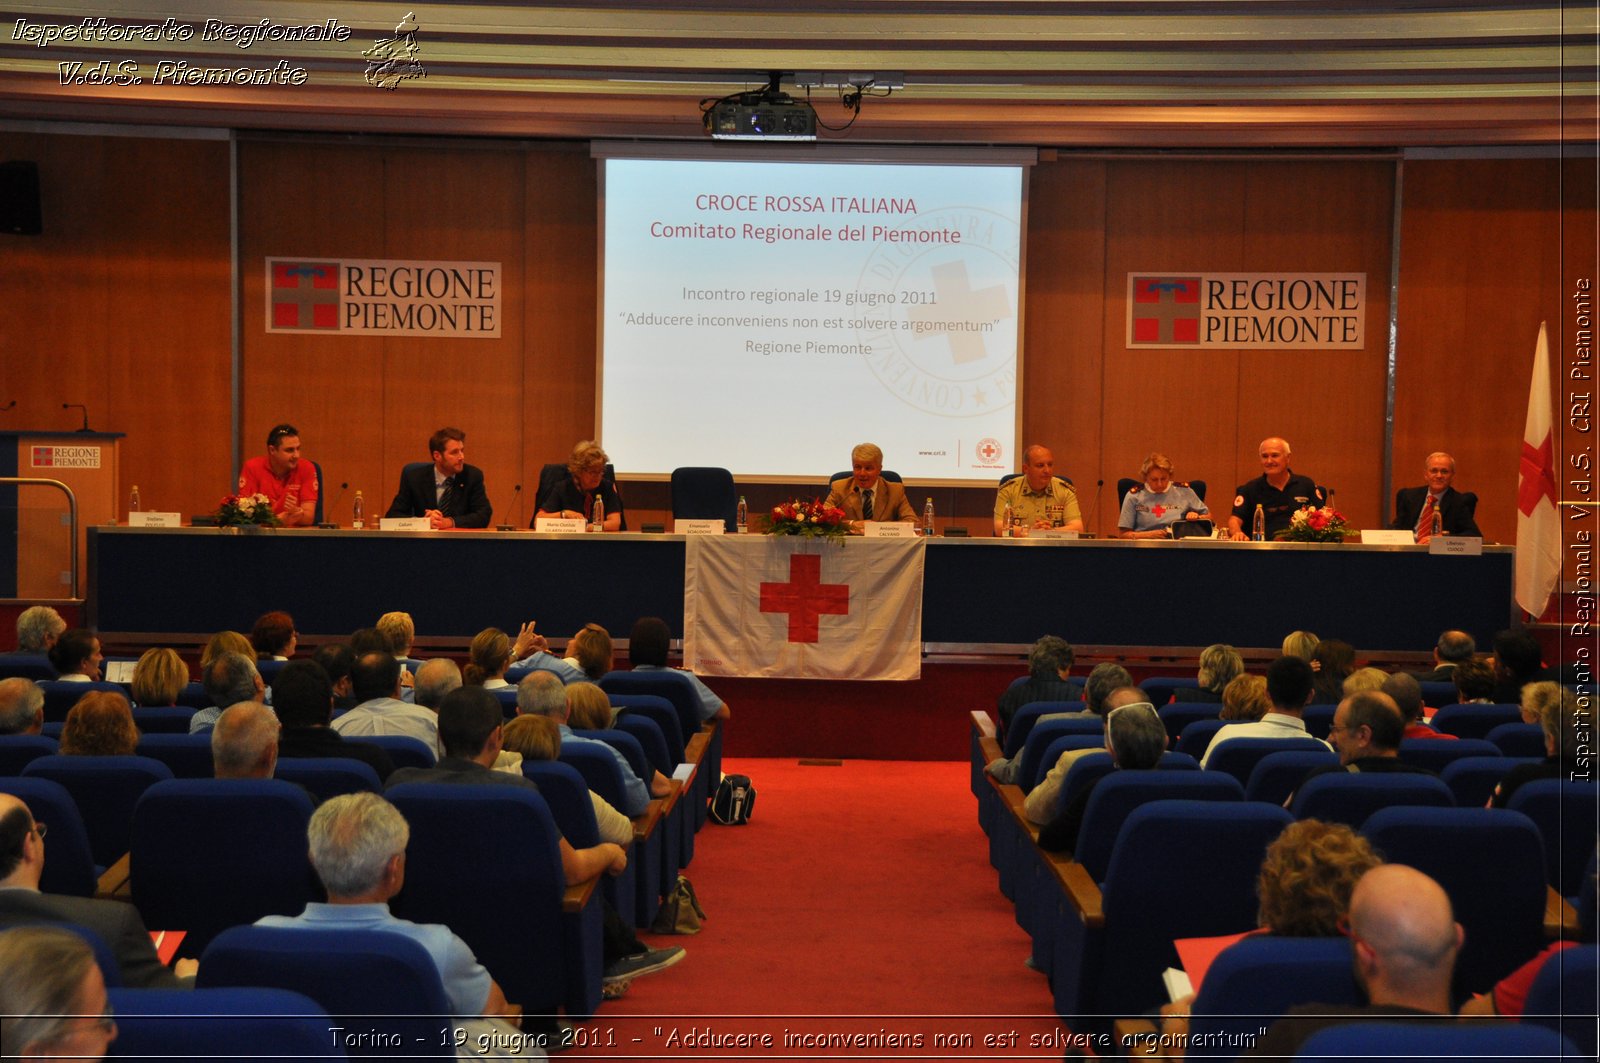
[1078,479,1105,537]
[62,403,91,432]
[318,482,348,529]
[496,483,522,531]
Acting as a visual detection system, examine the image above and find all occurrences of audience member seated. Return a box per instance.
[1309,640,1355,704]
[0,925,119,1060]
[1519,680,1564,726]
[13,606,66,657]
[211,702,282,781]
[199,630,253,673]
[0,792,194,987]
[463,629,516,690]
[250,611,297,662]
[1294,691,1436,795]
[1282,630,1319,661]
[0,679,44,736]
[987,661,1128,786]
[413,659,462,713]
[565,682,616,731]
[349,628,390,657]
[1220,674,1270,722]
[129,649,187,709]
[1190,644,1244,704]
[1382,672,1454,741]
[272,660,395,783]
[376,611,420,666]
[516,673,659,815]
[311,643,357,711]
[1342,667,1388,696]
[507,621,585,685]
[502,714,634,847]
[1037,701,1165,851]
[384,687,682,988]
[1159,819,1383,1040]
[996,635,1076,735]
[1491,684,1580,808]
[1022,685,1149,824]
[1242,865,1464,1058]
[1451,657,1497,704]
[1201,656,1330,769]
[254,793,534,1055]
[629,617,729,721]
[188,652,265,734]
[47,629,103,684]
[59,692,139,757]
[331,652,437,751]
[564,624,614,681]
[1491,628,1555,704]
[1410,629,1476,683]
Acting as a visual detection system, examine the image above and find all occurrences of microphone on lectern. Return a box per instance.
[62,403,91,432]
[319,482,349,529]
[497,484,523,531]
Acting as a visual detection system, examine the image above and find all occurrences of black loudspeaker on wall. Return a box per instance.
[0,161,42,235]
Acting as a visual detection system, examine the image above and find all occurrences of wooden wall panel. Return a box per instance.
[0,132,230,526]
[1394,158,1566,545]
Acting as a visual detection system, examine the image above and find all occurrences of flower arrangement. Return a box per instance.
[763,498,848,539]
[215,493,282,528]
[1280,504,1350,543]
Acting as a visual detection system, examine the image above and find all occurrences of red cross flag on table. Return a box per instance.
[683,536,925,680]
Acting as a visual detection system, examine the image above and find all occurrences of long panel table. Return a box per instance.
[87,528,1514,654]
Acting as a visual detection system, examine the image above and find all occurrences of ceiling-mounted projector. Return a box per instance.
[707,95,817,141]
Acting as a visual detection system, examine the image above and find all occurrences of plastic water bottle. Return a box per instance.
[128,485,140,517]
[736,495,748,533]
[923,497,935,536]
[591,496,605,533]
[1431,505,1443,540]
[351,491,365,530]
[1251,504,1266,542]
[1002,501,1013,537]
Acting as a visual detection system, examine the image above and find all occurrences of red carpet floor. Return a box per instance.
[570,758,1071,1059]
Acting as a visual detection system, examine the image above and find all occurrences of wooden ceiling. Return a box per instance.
[1,1,1596,147]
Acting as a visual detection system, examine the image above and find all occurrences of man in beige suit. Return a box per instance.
[826,442,916,533]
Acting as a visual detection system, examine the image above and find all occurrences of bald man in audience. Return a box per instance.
[189,651,266,734]
[1409,629,1476,683]
[211,701,282,780]
[1246,865,1464,1058]
[0,679,44,736]
[1382,672,1455,741]
[413,658,463,712]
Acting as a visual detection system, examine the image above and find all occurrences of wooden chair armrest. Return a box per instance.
[632,797,668,843]
[979,735,1005,764]
[95,852,131,900]
[1545,886,1580,940]
[971,711,996,741]
[1115,1018,1159,1056]
[1051,856,1104,929]
[563,874,599,914]
[684,731,709,764]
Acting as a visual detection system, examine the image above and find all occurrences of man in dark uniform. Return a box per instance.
[1227,436,1324,540]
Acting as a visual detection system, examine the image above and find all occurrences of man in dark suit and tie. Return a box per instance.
[825,442,916,533]
[0,792,193,988]
[385,426,493,529]
[1391,451,1480,541]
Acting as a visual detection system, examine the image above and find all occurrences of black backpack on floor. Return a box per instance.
[709,774,756,825]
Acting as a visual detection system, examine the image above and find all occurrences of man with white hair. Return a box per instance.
[189,651,265,734]
[0,678,44,736]
[1227,436,1324,541]
[12,606,64,656]
[515,672,658,815]
[413,658,463,711]
[1392,452,1480,541]
[211,701,281,779]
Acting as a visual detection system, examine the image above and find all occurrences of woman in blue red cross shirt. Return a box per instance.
[1117,452,1208,539]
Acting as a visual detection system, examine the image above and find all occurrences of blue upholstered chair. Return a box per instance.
[561,742,664,920]
[1003,701,1089,758]
[135,733,215,778]
[1288,771,1454,828]
[1243,748,1339,805]
[1158,702,1220,745]
[670,466,739,529]
[1141,677,1202,706]
[198,926,445,1057]
[1074,771,1246,883]
[0,733,58,775]
[1175,718,1229,760]
[0,776,98,895]
[1486,721,1547,758]
[1439,755,1538,809]
[274,757,382,802]
[1507,779,1600,898]
[39,680,123,723]
[130,779,319,956]
[363,734,436,770]
[1302,703,1336,740]
[1187,936,1360,1057]
[610,694,685,764]
[1417,680,1458,707]
[523,758,648,927]
[386,783,601,1019]
[23,754,174,868]
[1396,736,1501,773]
[1296,1019,1575,1061]
[1017,717,1103,792]
[0,654,55,680]
[108,986,341,1061]
[1522,944,1599,1056]
[1431,702,1522,739]
[1205,737,1327,788]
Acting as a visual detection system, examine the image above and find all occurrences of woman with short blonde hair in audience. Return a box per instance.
[1342,666,1389,697]
[200,631,253,673]
[1220,673,1270,722]
[566,623,613,681]
[1191,644,1243,703]
[565,682,616,731]
[1281,630,1319,661]
[129,647,187,708]
[463,628,514,689]
[502,713,634,847]
[60,691,139,756]
[1519,680,1564,725]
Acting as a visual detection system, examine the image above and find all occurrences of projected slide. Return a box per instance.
[600,156,1023,483]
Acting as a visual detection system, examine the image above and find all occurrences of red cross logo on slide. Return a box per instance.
[760,554,849,643]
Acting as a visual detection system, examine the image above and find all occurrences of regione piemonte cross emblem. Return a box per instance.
[759,554,850,643]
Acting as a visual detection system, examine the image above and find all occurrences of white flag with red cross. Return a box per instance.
[683,536,924,680]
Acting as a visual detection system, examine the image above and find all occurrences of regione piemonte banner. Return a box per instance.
[683,536,925,680]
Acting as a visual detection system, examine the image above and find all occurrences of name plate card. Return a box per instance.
[863,521,916,538]
[1428,536,1483,556]
[379,517,431,532]
[1033,528,1081,540]
[674,519,725,535]
[126,512,180,528]
[533,517,586,534]
[1361,529,1415,546]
